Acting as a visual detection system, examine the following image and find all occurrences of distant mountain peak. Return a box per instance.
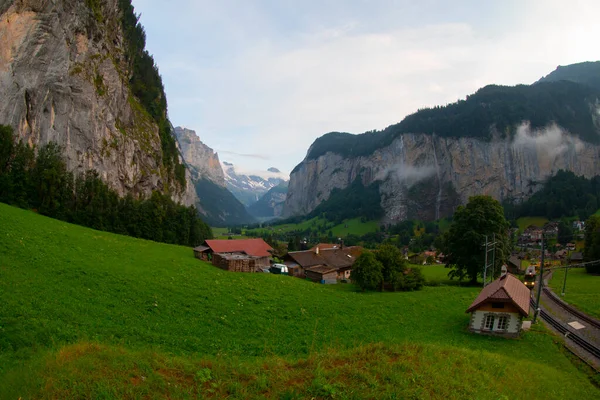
[220,162,289,207]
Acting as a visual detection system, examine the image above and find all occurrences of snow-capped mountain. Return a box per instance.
[222,162,289,206]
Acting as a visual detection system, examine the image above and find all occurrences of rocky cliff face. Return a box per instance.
[0,0,197,205]
[285,124,600,223]
[174,127,225,186]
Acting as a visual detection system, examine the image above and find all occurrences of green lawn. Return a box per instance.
[0,203,597,399]
[330,217,379,237]
[211,226,249,240]
[247,216,379,239]
[516,216,549,232]
[549,268,600,319]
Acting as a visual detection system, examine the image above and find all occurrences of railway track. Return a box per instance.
[531,299,600,367]
[542,287,600,330]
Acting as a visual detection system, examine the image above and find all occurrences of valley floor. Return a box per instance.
[0,203,598,399]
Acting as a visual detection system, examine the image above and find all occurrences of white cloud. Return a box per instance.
[512,123,585,158]
[376,164,437,187]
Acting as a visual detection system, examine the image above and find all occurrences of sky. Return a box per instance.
[132,0,600,176]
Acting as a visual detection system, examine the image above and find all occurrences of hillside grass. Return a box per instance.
[516,216,549,232]
[549,268,600,319]
[0,203,598,398]
[330,217,379,237]
[248,216,379,238]
[211,227,249,240]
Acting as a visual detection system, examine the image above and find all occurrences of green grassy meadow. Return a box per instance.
[0,203,598,398]
[330,217,379,237]
[548,268,600,319]
[247,216,380,239]
[516,216,549,232]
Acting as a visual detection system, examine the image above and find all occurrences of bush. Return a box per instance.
[394,268,425,291]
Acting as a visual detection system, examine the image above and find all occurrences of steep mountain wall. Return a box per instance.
[285,124,600,223]
[0,0,197,205]
[174,127,225,186]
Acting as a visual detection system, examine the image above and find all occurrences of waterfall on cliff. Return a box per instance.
[431,136,442,220]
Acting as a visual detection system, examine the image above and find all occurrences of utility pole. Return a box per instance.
[533,234,545,323]
[483,234,497,287]
[562,258,570,296]
[483,235,488,286]
[491,233,496,281]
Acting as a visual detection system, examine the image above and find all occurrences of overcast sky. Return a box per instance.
[132,0,600,176]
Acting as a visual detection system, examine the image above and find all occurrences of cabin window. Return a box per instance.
[497,316,509,331]
[491,302,504,309]
[484,314,495,330]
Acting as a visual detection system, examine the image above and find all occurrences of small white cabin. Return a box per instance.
[466,274,530,338]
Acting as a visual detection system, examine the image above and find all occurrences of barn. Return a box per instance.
[193,239,273,271]
[466,273,530,337]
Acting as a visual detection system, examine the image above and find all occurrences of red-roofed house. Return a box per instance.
[193,239,273,271]
[466,273,530,337]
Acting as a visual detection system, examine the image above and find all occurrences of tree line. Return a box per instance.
[304,79,600,163]
[351,244,425,292]
[0,126,212,246]
[117,0,186,187]
[506,170,600,221]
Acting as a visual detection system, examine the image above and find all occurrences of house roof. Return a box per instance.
[193,245,210,252]
[204,239,273,257]
[507,255,521,268]
[309,243,340,251]
[305,265,338,275]
[466,274,530,317]
[570,252,583,261]
[287,247,362,270]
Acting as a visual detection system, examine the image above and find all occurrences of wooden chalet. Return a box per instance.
[466,273,530,338]
[570,252,584,262]
[284,245,362,283]
[193,239,273,272]
[506,255,522,273]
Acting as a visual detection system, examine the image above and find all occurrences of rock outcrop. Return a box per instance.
[174,127,225,186]
[0,0,196,205]
[285,124,600,223]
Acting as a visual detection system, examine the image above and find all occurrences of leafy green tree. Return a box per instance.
[558,220,573,246]
[0,125,14,175]
[441,195,511,284]
[394,268,425,291]
[351,251,383,291]
[374,244,406,289]
[584,215,600,273]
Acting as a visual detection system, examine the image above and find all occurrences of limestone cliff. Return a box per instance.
[285,124,600,223]
[173,126,225,186]
[0,0,197,205]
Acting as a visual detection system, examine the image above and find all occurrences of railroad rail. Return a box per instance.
[542,287,600,330]
[531,299,600,366]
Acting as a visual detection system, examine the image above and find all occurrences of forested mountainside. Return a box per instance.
[0,0,196,204]
[285,62,600,223]
[537,61,600,90]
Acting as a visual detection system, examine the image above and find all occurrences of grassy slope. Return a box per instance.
[0,204,597,398]
[516,216,549,232]
[330,217,379,237]
[248,217,379,238]
[549,268,600,319]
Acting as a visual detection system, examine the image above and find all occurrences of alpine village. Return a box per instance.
[0,1,599,399]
